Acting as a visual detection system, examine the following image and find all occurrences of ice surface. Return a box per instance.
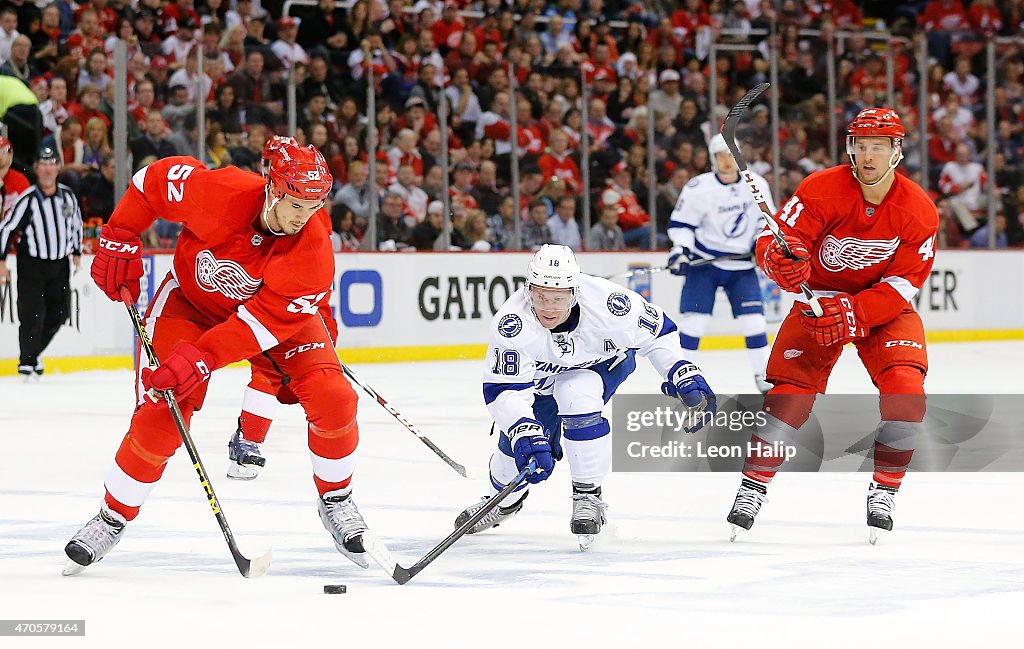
[1,342,1022,648]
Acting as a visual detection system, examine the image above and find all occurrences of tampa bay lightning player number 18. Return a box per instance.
[454,245,716,550]
[667,134,777,394]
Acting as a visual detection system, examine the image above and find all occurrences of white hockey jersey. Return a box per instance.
[667,171,775,271]
[483,274,690,433]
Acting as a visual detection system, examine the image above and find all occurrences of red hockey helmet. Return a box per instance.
[846,108,905,144]
[268,143,333,201]
[261,135,298,176]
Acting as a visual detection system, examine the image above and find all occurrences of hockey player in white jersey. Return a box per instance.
[455,245,716,550]
[666,134,776,393]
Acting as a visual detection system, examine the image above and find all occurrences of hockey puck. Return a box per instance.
[323,584,347,594]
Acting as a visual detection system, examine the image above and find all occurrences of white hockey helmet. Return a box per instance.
[527,244,580,306]
[709,134,738,173]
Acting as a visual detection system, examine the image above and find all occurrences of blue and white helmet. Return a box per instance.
[528,244,580,292]
[709,133,738,173]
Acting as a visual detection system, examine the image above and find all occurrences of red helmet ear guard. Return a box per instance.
[847,108,905,143]
[267,143,333,201]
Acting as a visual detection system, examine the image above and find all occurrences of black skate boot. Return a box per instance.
[571,484,607,551]
[227,423,266,480]
[454,492,527,534]
[727,477,768,541]
[867,482,898,545]
[63,508,127,575]
[318,488,370,568]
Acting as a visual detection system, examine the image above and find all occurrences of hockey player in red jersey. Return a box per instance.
[64,142,374,574]
[727,108,938,543]
[224,135,340,481]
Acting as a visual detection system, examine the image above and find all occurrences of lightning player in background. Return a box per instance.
[727,108,938,543]
[64,143,377,573]
[667,134,776,393]
[455,245,717,550]
[223,135,340,481]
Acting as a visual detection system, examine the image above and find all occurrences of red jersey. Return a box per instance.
[537,152,582,194]
[1,168,31,221]
[110,156,334,370]
[758,166,939,329]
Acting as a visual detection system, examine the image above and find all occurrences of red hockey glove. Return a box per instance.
[799,293,868,346]
[92,225,144,303]
[762,235,811,292]
[142,342,214,399]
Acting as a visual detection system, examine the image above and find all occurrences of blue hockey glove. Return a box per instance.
[668,246,693,276]
[509,419,555,484]
[661,361,717,432]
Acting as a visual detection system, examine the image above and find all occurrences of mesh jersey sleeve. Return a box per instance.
[108,157,211,235]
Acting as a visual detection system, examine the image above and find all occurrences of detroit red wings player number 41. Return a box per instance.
[727,107,939,544]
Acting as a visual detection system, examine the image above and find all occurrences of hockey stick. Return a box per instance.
[339,361,468,477]
[601,253,755,280]
[362,460,536,585]
[721,83,824,316]
[120,286,272,578]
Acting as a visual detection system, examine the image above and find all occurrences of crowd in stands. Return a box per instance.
[0,0,1023,253]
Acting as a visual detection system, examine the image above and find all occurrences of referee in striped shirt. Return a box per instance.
[0,147,82,377]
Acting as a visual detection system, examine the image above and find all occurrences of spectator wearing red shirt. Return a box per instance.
[581,42,616,85]
[64,9,104,61]
[432,3,465,52]
[825,0,863,29]
[919,0,967,65]
[601,161,649,246]
[647,17,685,67]
[67,83,110,130]
[161,0,201,37]
[74,0,118,35]
[968,0,1003,37]
[473,10,501,53]
[671,0,711,54]
[538,129,582,195]
[919,0,968,30]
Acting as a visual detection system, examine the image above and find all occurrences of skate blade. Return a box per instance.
[226,464,259,480]
[729,524,746,542]
[62,559,87,576]
[577,534,597,551]
[868,527,888,545]
[332,541,370,569]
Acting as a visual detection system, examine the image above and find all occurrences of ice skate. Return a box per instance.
[318,488,370,568]
[867,482,897,545]
[18,365,33,383]
[63,508,127,575]
[727,478,768,541]
[226,425,265,480]
[454,492,527,534]
[571,485,607,551]
[754,374,772,395]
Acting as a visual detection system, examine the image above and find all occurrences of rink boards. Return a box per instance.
[0,250,1021,373]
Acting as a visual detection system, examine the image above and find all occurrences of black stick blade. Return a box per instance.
[725,82,770,121]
